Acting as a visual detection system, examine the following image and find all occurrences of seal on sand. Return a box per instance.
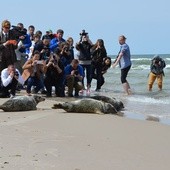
[90,95,124,111]
[52,98,120,115]
[0,95,45,112]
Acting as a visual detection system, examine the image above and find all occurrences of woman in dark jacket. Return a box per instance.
[91,39,107,91]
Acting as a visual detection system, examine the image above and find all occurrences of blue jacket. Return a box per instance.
[19,34,32,53]
[50,37,65,52]
[64,64,84,77]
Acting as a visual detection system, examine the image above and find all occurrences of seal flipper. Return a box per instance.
[52,103,63,109]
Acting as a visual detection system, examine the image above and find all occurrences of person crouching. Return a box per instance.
[22,50,46,95]
[64,59,84,97]
[44,53,65,97]
[0,64,24,98]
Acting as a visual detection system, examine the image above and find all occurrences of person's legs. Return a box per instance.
[148,72,157,91]
[34,77,44,93]
[55,76,65,97]
[74,81,83,96]
[96,66,102,90]
[80,65,85,89]
[100,75,105,87]
[122,82,131,95]
[26,77,35,94]
[157,74,163,91]
[44,78,52,97]
[121,65,131,95]
[86,64,92,89]
[66,76,74,97]
[10,78,18,96]
[0,86,10,97]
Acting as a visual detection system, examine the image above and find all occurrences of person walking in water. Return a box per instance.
[112,35,132,95]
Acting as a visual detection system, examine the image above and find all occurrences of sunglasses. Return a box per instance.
[4,27,10,29]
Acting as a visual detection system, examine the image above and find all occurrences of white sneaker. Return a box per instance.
[10,94,15,99]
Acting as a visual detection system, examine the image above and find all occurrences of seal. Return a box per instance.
[90,95,124,111]
[0,95,45,112]
[52,98,121,115]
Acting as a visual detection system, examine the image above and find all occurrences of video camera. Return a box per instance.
[11,25,27,40]
[79,29,88,42]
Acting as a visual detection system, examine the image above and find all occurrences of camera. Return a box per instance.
[79,29,88,42]
[64,47,69,52]
[14,71,19,77]
[37,60,43,65]
[52,55,57,65]
[154,59,160,65]
[11,25,27,40]
[80,29,88,37]
[74,70,79,75]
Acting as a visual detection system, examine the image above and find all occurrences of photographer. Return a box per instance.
[14,23,32,73]
[33,35,51,60]
[64,59,84,97]
[50,29,65,52]
[148,55,166,91]
[76,30,93,92]
[91,39,107,91]
[44,54,65,97]
[0,64,24,98]
[14,23,31,54]
[0,20,18,72]
[56,42,71,67]
[22,50,46,96]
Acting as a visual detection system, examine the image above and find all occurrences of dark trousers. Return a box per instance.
[44,76,65,97]
[0,78,18,97]
[26,76,44,93]
[91,64,102,89]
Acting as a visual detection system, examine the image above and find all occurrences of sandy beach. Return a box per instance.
[0,96,170,170]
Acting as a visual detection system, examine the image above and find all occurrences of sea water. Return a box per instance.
[89,54,170,125]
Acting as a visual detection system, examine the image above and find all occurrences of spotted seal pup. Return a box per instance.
[90,95,124,111]
[0,95,45,112]
[52,98,123,115]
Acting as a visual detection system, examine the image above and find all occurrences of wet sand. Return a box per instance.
[0,96,170,170]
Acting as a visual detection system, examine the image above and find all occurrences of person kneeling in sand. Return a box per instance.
[148,55,166,91]
[64,59,84,97]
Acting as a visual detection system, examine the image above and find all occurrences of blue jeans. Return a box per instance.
[26,76,44,93]
[81,64,92,87]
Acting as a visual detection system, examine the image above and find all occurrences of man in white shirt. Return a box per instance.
[0,64,24,98]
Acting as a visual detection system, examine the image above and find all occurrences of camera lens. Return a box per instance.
[15,71,19,76]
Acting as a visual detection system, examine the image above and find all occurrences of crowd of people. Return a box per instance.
[0,20,112,98]
[0,19,166,98]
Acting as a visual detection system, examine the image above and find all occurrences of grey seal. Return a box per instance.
[0,95,45,112]
[52,98,123,115]
[90,95,124,111]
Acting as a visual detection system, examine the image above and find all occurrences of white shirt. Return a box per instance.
[1,68,24,87]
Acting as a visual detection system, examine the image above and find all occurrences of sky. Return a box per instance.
[0,0,170,55]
